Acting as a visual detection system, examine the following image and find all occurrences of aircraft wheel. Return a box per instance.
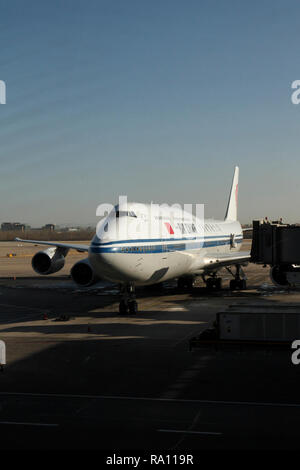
[215,277,222,290]
[178,277,194,290]
[229,279,237,290]
[119,300,128,315]
[206,278,215,290]
[128,300,138,314]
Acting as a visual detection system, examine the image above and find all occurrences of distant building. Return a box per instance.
[1,222,25,232]
[42,224,55,231]
[31,224,55,231]
[59,227,79,232]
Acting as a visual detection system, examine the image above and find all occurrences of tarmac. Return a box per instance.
[0,240,300,450]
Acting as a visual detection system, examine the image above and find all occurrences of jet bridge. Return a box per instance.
[250,220,300,287]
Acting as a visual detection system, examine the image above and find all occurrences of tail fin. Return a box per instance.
[225,166,239,221]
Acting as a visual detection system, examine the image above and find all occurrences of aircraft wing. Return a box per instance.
[202,251,251,271]
[15,237,89,253]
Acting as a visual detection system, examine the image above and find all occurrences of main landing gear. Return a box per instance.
[119,283,138,315]
[203,264,247,291]
[202,274,223,291]
[206,276,223,290]
[226,264,247,290]
[177,276,194,290]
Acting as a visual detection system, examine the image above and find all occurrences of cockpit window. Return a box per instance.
[115,211,137,218]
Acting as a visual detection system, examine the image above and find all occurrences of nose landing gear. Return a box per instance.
[119,283,138,314]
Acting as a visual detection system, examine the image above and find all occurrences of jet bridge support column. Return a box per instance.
[0,340,6,371]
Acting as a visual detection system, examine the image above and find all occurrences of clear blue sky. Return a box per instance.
[1,0,300,226]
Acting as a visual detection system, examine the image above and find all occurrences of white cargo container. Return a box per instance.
[218,312,300,342]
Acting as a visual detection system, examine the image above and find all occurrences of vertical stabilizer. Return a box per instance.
[225,166,239,221]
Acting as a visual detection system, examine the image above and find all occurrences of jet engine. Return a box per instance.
[32,247,66,275]
[270,264,300,287]
[70,258,100,287]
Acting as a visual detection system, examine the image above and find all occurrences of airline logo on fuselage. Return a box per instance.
[164,222,174,234]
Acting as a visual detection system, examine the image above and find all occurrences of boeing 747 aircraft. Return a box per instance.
[16,167,250,313]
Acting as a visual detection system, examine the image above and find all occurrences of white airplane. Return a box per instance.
[16,166,250,314]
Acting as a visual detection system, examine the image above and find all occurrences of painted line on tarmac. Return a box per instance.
[0,421,59,427]
[158,429,222,436]
[172,326,208,348]
[160,355,213,399]
[1,392,300,409]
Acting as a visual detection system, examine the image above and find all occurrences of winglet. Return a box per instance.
[225,166,239,221]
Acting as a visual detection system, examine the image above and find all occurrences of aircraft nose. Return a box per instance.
[89,239,123,282]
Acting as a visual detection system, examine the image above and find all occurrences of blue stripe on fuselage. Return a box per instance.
[92,234,242,246]
[90,236,243,254]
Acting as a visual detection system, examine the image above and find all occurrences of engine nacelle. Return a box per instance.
[32,247,66,275]
[70,258,100,287]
